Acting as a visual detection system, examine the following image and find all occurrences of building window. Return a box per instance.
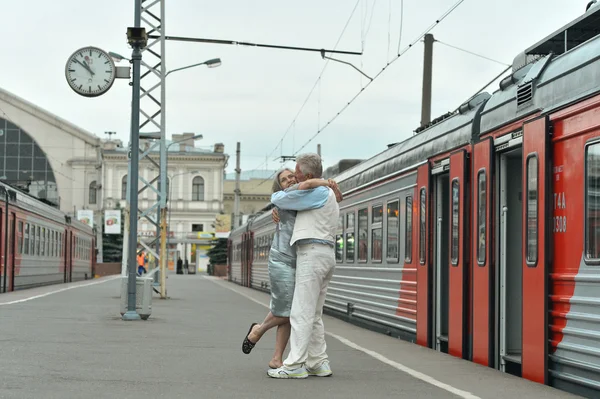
[451,179,460,265]
[386,200,399,261]
[192,224,203,232]
[89,181,97,204]
[121,175,128,200]
[0,117,59,206]
[526,155,538,265]
[477,170,486,265]
[192,176,205,201]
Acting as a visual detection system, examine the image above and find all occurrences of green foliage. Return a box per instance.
[207,238,228,266]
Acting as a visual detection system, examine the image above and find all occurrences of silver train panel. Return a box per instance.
[550,253,600,397]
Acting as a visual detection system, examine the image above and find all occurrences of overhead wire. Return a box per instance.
[246,0,467,193]
[292,0,466,155]
[246,0,362,174]
[436,40,510,67]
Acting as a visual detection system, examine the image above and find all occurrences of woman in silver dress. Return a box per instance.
[241,168,342,369]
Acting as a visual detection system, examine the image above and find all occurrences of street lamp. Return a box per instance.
[166,58,221,76]
[166,170,199,271]
[110,51,222,76]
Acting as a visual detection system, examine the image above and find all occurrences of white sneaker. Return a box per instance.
[307,361,333,377]
[267,366,308,379]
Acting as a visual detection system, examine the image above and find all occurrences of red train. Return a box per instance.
[0,181,96,293]
[229,5,600,398]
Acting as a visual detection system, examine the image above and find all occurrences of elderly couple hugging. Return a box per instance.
[241,152,343,379]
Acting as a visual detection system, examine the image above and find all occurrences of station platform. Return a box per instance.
[0,274,584,399]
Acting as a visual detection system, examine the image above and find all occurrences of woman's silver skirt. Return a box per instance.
[268,248,296,317]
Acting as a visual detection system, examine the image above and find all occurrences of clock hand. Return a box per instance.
[74,59,95,76]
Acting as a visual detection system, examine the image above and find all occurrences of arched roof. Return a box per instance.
[0,117,59,206]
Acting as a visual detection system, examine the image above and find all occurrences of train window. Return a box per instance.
[30,225,35,255]
[477,171,486,265]
[345,211,355,263]
[347,212,355,229]
[387,201,399,262]
[451,179,460,266]
[585,142,600,261]
[419,188,427,265]
[24,223,29,255]
[371,205,383,262]
[335,215,343,263]
[526,155,538,265]
[18,221,23,255]
[40,227,44,256]
[358,208,368,262]
[405,196,413,263]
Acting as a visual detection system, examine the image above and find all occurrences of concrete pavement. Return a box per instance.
[0,274,584,399]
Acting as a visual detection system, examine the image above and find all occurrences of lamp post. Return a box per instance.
[110,49,218,300]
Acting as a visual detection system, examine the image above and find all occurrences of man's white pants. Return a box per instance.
[283,243,335,370]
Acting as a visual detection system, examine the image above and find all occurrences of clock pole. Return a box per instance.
[123,0,145,321]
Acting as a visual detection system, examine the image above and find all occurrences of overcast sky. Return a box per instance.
[0,0,591,188]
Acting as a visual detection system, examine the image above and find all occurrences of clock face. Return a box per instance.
[65,47,116,97]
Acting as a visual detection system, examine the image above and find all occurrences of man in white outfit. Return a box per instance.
[267,153,340,379]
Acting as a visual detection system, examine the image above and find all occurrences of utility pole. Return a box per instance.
[123,0,144,321]
[420,34,434,128]
[233,142,241,228]
[317,144,321,158]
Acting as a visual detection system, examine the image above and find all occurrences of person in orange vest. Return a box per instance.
[137,252,146,275]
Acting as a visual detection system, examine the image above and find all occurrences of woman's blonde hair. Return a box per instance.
[272,168,294,193]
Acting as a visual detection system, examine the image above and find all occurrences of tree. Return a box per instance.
[207,238,227,275]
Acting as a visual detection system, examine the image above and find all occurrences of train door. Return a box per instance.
[521,117,549,384]
[448,150,469,359]
[472,137,494,367]
[497,145,523,376]
[431,162,450,353]
[416,162,431,348]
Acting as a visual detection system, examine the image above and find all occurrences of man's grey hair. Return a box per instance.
[296,153,323,178]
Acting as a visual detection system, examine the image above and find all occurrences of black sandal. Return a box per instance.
[242,322,258,354]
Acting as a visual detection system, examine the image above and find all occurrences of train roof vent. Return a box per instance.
[516,82,534,108]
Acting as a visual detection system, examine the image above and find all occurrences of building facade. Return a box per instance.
[223,170,275,228]
[0,86,228,265]
[100,133,228,263]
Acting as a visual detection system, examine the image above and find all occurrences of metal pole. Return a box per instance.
[420,34,434,128]
[159,207,167,298]
[123,0,143,321]
[156,0,167,290]
[233,142,241,228]
[317,144,321,158]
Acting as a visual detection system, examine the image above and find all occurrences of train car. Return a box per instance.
[0,181,95,293]
[228,4,600,398]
